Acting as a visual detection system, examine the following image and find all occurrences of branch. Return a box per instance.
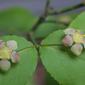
[32,0,50,31]
[49,3,85,15]
[45,20,68,26]
[44,0,50,18]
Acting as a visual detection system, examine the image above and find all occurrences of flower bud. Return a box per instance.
[62,35,73,47]
[71,44,83,56]
[64,28,75,35]
[0,60,11,72]
[7,40,18,50]
[11,51,20,63]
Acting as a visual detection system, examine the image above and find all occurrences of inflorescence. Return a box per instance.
[62,28,85,56]
[0,40,19,72]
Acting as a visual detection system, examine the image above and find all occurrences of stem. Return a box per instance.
[49,3,85,15]
[45,20,68,26]
[32,0,50,31]
[44,0,50,18]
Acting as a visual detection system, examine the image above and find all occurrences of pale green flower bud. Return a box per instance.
[62,35,73,47]
[64,28,75,35]
[71,44,83,56]
[7,40,18,50]
[0,60,11,72]
[11,51,20,63]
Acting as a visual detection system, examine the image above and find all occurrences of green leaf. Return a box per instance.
[34,23,65,38]
[41,30,64,45]
[0,35,38,85]
[45,71,59,85]
[46,14,78,24]
[40,28,85,85]
[40,46,85,85]
[69,12,85,31]
[0,7,38,34]
[26,78,34,85]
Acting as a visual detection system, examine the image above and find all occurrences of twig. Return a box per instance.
[49,3,85,15]
[32,0,50,31]
[26,32,39,50]
[44,20,68,26]
[44,0,50,18]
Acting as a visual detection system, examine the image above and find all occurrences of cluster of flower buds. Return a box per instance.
[0,40,19,72]
[62,28,85,56]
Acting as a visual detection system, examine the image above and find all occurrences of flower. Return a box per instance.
[0,47,12,59]
[73,31,84,43]
[0,40,19,72]
[63,28,85,56]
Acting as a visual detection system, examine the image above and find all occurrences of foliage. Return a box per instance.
[0,36,38,85]
[40,12,85,85]
[0,5,85,85]
[34,22,65,38]
[0,7,38,34]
